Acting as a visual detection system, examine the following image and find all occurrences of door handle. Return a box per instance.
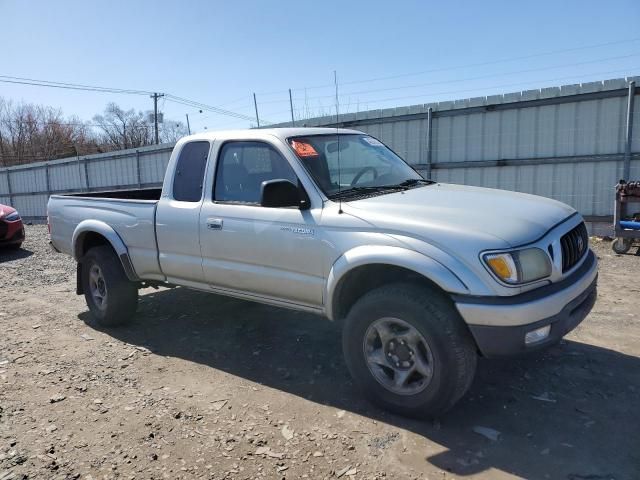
[206,218,223,230]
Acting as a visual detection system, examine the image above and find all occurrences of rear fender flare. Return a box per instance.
[72,220,139,282]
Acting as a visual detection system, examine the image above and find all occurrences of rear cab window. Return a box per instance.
[172,141,210,202]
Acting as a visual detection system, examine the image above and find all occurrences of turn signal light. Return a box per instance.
[525,325,551,345]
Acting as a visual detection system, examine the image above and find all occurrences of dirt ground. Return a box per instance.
[1,225,639,480]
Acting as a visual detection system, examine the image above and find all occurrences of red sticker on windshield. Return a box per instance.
[290,140,319,157]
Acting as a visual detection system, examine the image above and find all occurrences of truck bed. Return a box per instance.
[48,191,163,280]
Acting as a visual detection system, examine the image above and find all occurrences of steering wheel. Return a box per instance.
[351,166,379,186]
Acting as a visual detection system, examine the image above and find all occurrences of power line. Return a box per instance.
[0,75,255,122]
[213,94,253,109]
[339,52,640,98]
[165,95,275,125]
[256,53,640,106]
[164,94,258,122]
[0,75,153,95]
[321,68,640,111]
[255,36,640,95]
[257,67,640,119]
[166,95,273,124]
[336,37,640,88]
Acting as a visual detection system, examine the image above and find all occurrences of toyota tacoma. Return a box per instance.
[48,128,598,417]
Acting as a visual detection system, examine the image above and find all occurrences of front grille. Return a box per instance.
[0,220,7,239]
[560,222,588,272]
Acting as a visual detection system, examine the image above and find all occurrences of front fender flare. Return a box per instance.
[325,245,469,320]
[72,220,139,281]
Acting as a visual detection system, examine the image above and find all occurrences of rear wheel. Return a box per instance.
[342,283,477,418]
[81,246,138,327]
[612,237,632,254]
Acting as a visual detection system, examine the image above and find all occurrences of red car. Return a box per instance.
[0,203,25,249]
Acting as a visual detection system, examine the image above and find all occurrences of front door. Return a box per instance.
[199,140,324,307]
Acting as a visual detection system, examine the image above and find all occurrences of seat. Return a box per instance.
[220,162,254,202]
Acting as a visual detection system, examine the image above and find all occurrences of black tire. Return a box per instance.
[342,283,477,418]
[81,245,138,327]
[7,242,22,250]
[612,237,632,254]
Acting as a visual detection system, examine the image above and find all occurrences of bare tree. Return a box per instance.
[92,103,188,150]
[0,98,188,166]
[92,103,153,151]
[159,120,188,144]
[0,98,99,166]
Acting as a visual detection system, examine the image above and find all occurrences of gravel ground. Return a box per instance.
[0,226,639,480]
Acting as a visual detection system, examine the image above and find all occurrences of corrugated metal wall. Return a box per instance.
[1,76,638,227]
[0,144,174,219]
[299,76,639,226]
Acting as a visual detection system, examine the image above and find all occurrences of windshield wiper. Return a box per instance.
[328,179,435,200]
[328,185,407,200]
[396,178,436,187]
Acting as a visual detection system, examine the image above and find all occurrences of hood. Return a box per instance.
[342,183,575,250]
[0,204,17,219]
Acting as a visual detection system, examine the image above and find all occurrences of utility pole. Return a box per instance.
[185,114,191,135]
[151,93,165,144]
[623,80,636,181]
[253,93,260,128]
[289,89,295,127]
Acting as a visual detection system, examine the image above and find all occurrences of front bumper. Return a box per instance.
[454,250,598,357]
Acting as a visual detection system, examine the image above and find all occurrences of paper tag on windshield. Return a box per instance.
[290,140,319,157]
[362,136,384,147]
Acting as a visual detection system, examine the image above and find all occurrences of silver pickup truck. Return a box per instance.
[48,128,598,417]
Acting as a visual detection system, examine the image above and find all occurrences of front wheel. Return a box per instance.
[342,283,477,418]
[81,246,138,327]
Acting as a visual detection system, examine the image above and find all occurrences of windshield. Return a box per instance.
[288,134,424,198]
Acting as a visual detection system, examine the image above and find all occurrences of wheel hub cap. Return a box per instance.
[363,317,434,396]
[386,340,414,369]
[89,264,108,311]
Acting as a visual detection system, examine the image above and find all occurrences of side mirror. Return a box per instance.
[260,179,310,209]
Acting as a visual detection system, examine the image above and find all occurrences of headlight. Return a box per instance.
[4,211,20,221]
[484,248,551,284]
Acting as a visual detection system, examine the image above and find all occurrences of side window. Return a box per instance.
[172,141,210,202]
[214,141,298,204]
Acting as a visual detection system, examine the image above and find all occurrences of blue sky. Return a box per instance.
[1,0,639,133]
